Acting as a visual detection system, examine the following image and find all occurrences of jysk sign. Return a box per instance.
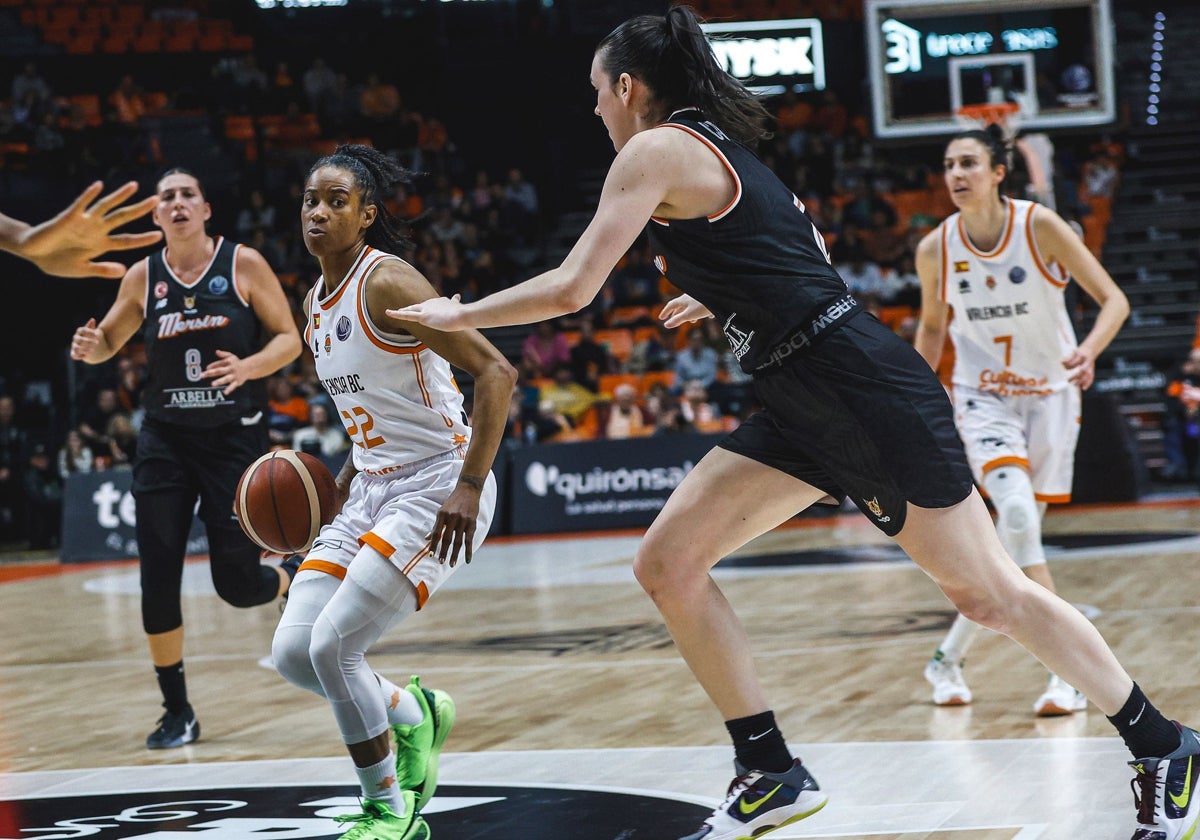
[702,19,826,96]
[507,434,723,534]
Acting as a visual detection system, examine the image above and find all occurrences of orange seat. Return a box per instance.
[593,328,633,363]
[596,373,640,399]
[639,370,676,394]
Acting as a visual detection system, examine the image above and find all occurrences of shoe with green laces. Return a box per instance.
[392,675,456,811]
[334,794,429,840]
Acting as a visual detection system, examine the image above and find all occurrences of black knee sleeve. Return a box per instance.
[136,489,195,635]
[208,526,280,608]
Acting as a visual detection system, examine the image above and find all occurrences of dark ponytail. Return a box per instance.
[308,144,413,254]
[597,5,772,146]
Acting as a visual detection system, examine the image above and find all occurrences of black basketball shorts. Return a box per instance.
[720,312,974,536]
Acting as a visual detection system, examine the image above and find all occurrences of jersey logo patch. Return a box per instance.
[1009,266,1027,284]
[653,254,667,275]
[958,278,971,293]
[208,275,229,295]
[184,295,196,311]
[985,276,996,290]
[154,280,169,299]
[336,315,353,341]
[324,333,332,355]
[954,261,970,272]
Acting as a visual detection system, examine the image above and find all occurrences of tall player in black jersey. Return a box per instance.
[390,8,1200,840]
[70,168,303,751]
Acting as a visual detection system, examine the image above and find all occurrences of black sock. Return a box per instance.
[1107,682,1180,758]
[155,661,189,714]
[726,711,793,774]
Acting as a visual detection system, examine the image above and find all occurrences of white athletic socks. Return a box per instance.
[356,752,404,810]
[378,675,423,727]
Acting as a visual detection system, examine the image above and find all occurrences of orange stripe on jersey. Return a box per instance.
[415,581,429,610]
[939,221,950,301]
[957,197,1014,258]
[655,123,743,221]
[1025,204,1066,286]
[1036,491,1071,504]
[317,246,370,311]
[297,558,347,580]
[361,530,396,559]
[981,455,1030,474]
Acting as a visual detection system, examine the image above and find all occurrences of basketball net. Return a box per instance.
[955,101,1022,141]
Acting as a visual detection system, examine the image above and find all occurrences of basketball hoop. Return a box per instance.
[955,102,1021,138]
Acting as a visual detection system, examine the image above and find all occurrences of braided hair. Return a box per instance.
[596,5,772,146]
[308,144,413,254]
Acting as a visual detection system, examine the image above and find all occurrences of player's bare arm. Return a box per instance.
[386,128,682,332]
[202,247,302,394]
[1032,206,1129,388]
[71,259,150,364]
[367,260,517,565]
[913,228,951,371]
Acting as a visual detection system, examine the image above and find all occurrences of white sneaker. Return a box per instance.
[924,658,972,706]
[1034,674,1087,717]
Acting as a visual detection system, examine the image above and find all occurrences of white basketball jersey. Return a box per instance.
[306,247,470,475]
[939,198,1076,396]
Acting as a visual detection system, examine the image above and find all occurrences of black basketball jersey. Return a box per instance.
[140,236,268,427]
[646,109,860,373]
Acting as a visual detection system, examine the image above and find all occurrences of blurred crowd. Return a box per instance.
[0,43,1128,550]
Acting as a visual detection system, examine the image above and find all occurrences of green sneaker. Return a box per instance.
[334,794,429,840]
[391,675,456,811]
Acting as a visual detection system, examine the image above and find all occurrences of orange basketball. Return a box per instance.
[234,449,338,554]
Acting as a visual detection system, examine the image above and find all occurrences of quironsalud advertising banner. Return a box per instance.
[506,433,724,535]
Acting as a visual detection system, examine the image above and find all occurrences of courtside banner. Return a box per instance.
[506,434,723,534]
[61,469,207,564]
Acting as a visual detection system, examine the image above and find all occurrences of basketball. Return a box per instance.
[234,449,339,555]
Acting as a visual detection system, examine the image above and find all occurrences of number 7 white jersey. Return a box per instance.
[938,198,1077,397]
[306,246,471,475]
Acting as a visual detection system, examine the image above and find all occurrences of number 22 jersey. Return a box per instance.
[305,246,471,475]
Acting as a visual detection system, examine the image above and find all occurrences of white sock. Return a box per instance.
[356,752,404,811]
[377,676,423,727]
[935,613,980,665]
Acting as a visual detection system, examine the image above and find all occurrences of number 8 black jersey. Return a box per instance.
[140,236,268,427]
[646,109,859,374]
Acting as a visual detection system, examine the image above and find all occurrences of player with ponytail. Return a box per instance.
[273,144,516,838]
[390,8,1198,839]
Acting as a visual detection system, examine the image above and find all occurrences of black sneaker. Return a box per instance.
[1129,722,1200,839]
[145,705,200,749]
[678,758,829,840]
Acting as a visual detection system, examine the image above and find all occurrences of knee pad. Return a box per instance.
[271,623,323,695]
[983,467,1046,569]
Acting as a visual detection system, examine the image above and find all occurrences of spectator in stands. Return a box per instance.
[78,387,122,458]
[315,73,359,136]
[107,74,147,127]
[530,399,573,443]
[539,364,599,426]
[105,412,138,468]
[359,72,402,146]
[863,208,907,269]
[501,167,539,244]
[469,169,495,216]
[11,62,51,117]
[609,241,664,310]
[0,395,27,542]
[302,58,337,113]
[267,375,309,448]
[57,429,93,478]
[429,205,466,247]
[521,320,571,380]
[605,383,649,439]
[291,401,350,460]
[237,189,278,238]
[230,55,269,113]
[841,182,897,231]
[678,380,721,431]
[568,317,617,393]
[672,328,719,393]
[839,255,888,304]
[22,442,62,550]
[1161,348,1200,482]
[625,320,676,374]
[31,111,66,175]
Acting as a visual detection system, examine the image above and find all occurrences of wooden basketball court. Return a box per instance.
[2,494,1199,839]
